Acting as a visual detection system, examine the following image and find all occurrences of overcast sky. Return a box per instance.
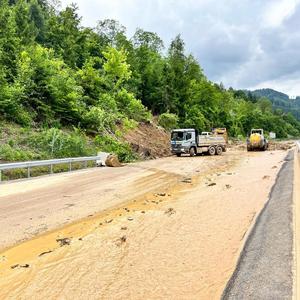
[60,0,300,96]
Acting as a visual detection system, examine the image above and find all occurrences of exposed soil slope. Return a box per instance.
[124,122,171,159]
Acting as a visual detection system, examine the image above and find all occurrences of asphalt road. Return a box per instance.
[0,153,231,250]
[222,151,294,300]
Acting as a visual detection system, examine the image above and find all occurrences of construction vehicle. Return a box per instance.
[247,129,268,151]
[171,128,226,157]
[212,128,228,143]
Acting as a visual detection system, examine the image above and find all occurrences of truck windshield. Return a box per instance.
[251,130,262,134]
[171,132,184,141]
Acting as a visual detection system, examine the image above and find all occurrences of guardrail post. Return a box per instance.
[69,162,72,172]
[0,170,2,182]
[27,167,31,178]
[50,164,53,174]
[84,161,87,168]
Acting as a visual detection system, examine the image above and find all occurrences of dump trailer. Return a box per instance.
[171,128,226,157]
[247,129,268,151]
[212,128,228,143]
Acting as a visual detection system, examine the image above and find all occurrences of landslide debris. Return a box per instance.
[268,141,294,151]
[228,139,294,151]
[105,155,123,167]
[11,264,30,269]
[165,208,176,216]
[39,250,53,257]
[124,121,171,159]
[56,238,71,247]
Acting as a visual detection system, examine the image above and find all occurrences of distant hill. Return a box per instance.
[251,88,300,120]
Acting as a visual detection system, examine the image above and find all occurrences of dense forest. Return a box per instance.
[251,89,300,120]
[0,0,300,162]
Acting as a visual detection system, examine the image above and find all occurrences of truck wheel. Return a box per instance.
[176,153,181,157]
[208,146,216,156]
[189,147,196,157]
[216,146,223,155]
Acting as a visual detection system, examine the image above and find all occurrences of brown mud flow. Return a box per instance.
[0,150,287,299]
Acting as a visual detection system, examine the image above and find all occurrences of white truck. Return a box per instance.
[171,128,226,157]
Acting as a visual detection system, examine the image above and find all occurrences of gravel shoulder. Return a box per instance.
[222,151,294,300]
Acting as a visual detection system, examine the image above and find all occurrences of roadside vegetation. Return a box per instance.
[1,0,300,163]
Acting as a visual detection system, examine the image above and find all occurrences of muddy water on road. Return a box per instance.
[0,151,286,299]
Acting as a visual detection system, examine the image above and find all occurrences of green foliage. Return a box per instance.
[83,106,117,133]
[0,144,34,161]
[14,45,84,125]
[103,47,132,88]
[158,113,178,131]
[252,88,300,120]
[0,0,299,166]
[26,128,94,158]
[115,89,150,121]
[94,135,136,162]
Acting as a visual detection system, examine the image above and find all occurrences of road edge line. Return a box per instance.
[294,146,300,300]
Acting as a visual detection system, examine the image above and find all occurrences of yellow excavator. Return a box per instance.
[212,128,228,143]
[247,129,268,151]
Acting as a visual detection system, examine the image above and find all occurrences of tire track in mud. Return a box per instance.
[0,152,243,299]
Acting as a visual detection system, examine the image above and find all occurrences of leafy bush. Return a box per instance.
[94,135,136,162]
[122,117,138,131]
[115,89,151,122]
[158,112,178,131]
[83,106,117,133]
[0,144,35,161]
[26,128,95,158]
[181,106,206,131]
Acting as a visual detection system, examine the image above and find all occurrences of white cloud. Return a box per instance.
[60,0,300,95]
[263,0,299,28]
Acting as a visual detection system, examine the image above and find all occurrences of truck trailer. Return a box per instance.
[171,128,227,157]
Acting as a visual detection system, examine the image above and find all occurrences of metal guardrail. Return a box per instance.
[0,156,102,182]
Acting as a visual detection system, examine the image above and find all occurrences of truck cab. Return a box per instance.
[171,129,197,157]
[171,128,227,157]
[251,129,264,135]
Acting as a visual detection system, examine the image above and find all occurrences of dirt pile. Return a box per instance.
[124,122,171,159]
[228,139,295,151]
[268,140,294,151]
[105,155,123,167]
[228,140,246,151]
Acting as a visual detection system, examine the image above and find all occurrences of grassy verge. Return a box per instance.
[0,122,137,180]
